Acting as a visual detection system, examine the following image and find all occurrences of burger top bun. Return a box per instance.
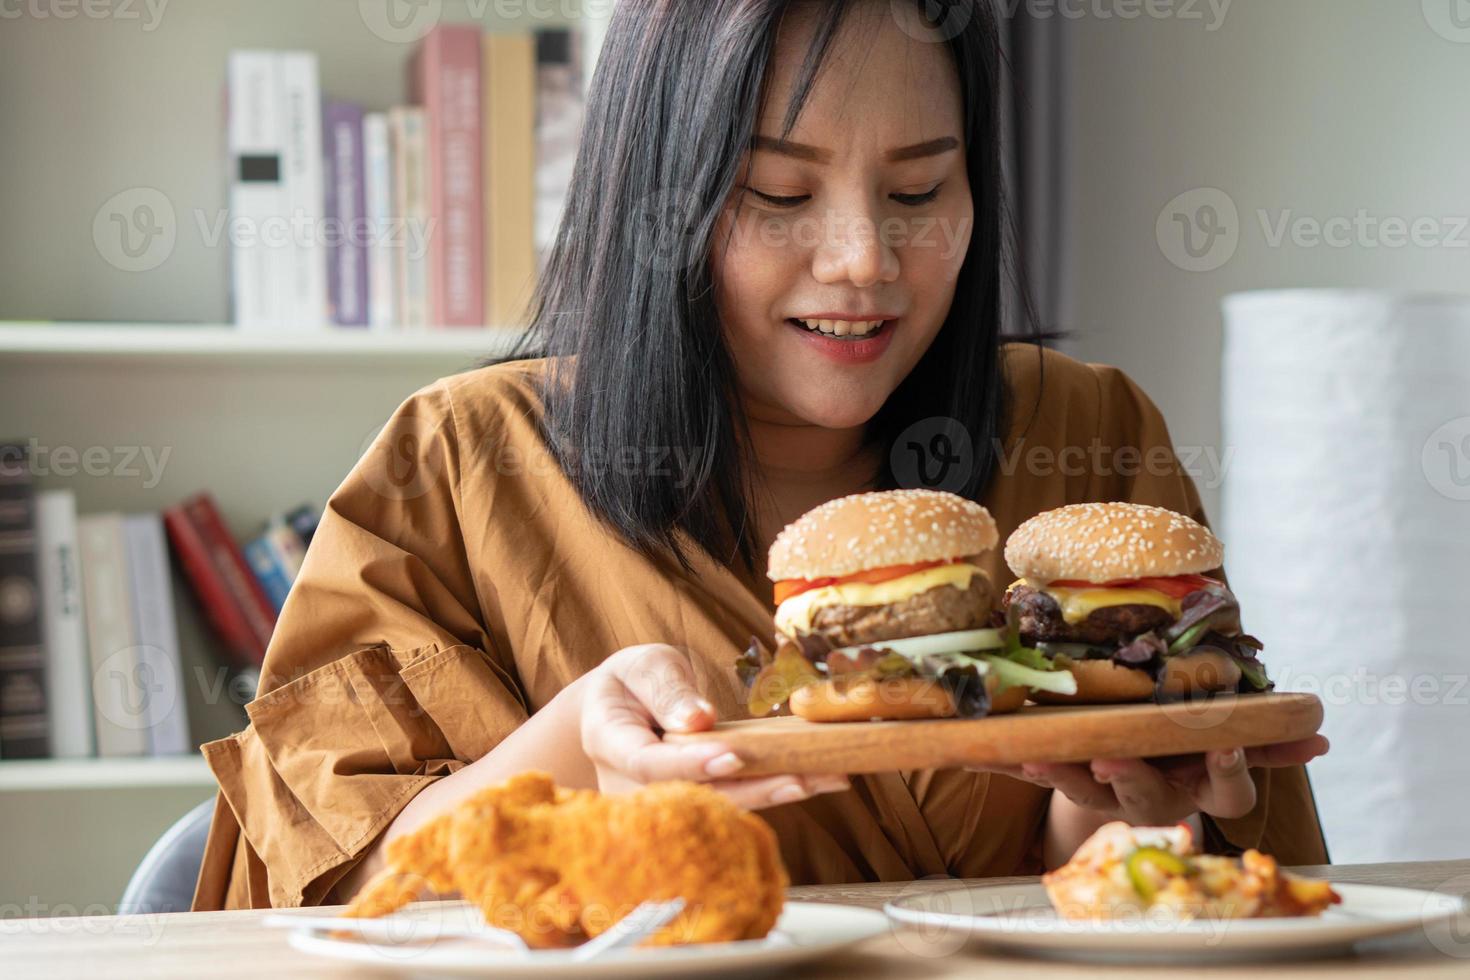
[767,489,999,581]
[1005,501,1223,583]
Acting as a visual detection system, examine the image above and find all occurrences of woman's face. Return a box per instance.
[711,3,973,433]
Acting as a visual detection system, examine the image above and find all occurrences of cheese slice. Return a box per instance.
[775,563,981,635]
[1009,578,1182,625]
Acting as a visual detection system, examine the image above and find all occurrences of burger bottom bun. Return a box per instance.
[1159,649,1241,698]
[1030,650,1242,705]
[1030,658,1155,704]
[789,673,1026,723]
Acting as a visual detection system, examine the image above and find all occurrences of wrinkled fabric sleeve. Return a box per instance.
[1087,362,1329,865]
[193,382,531,910]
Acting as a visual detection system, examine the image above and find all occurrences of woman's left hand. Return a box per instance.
[971,734,1329,825]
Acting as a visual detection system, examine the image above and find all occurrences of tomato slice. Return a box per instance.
[1047,573,1217,598]
[773,559,951,605]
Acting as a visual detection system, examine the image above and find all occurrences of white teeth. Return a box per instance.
[795,317,885,337]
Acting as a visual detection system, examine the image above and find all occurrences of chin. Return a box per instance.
[785,397,889,431]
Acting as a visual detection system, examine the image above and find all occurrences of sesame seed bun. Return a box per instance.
[768,489,999,581]
[1004,502,1223,584]
[1030,649,1241,705]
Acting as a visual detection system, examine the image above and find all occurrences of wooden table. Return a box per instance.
[3,860,1467,978]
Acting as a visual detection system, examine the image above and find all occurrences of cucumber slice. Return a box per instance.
[831,628,1005,661]
[979,654,1079,695]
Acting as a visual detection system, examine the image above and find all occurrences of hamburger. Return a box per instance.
[735,489,1077,722]
[1002,502,1273,703]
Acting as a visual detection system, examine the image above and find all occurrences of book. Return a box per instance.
[226,50,327,329]
[362,111,397,330]
[534,28,584,274]
[35,489,93,758]
[123,513,191,756]
[226,50,287,329]
[324,101,369,327]
[390,107,431,331]
[244,536,291,613]
[0,444,49,759]
[412,24,484,328]
[163,493,276,670]
[279,51,328,328]
[77,513,147,758]
[483,31,537,329]
[286,503,321,547]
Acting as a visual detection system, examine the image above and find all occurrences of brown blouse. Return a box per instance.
[191,343,1328,911]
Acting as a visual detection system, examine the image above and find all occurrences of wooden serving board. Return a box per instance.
[665,692,1323,777]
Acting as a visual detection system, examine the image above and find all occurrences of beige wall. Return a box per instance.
[1062,0,1470,518]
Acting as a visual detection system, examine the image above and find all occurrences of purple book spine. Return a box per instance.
[323,102,369,327]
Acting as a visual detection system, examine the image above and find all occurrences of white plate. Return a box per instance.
[883,881,1467,963]
[285,900,888,977]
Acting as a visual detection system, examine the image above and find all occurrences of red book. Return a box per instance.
[163,493,277,669]
[412,23,484,327]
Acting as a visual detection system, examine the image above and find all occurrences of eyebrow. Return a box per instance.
[750,134,959,164]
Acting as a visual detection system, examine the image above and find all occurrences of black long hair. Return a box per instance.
[497,0,1038,574]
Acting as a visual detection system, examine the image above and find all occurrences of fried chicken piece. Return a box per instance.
[344,772,787,948]
[1043,821,1340,920]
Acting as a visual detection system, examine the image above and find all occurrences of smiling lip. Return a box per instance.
[792,312,900,321]
[784,316,898,365]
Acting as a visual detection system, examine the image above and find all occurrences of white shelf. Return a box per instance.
[0,755,216,792]
[0,322,529,366]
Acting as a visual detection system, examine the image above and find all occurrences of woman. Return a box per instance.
[193,0,1328,911]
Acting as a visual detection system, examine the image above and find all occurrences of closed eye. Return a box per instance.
[746,184,944,209]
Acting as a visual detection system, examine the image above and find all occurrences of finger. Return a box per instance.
[606,643,717,733]
[1092,758,1193,823]
[582,673,740,783]
[1191,748,1258,819]
[1025,763,1117,812]
[1243,735,1330,769]
[709,773,853,810]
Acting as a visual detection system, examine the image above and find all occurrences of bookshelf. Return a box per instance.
[0,756,215,792]
[0,322,528,365]
[0,0,612,914]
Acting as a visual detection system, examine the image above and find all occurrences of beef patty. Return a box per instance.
[1004,583,1175,645]
[806,573,994,648]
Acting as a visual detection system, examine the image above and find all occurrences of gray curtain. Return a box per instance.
[1000,6,1074,338]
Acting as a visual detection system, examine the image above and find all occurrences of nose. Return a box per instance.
[809,201,900,288]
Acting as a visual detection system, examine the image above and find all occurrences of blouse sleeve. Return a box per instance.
[194,382,532,910]
[1087,362,1330,865]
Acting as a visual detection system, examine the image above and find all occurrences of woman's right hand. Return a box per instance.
[579,643,851,809]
